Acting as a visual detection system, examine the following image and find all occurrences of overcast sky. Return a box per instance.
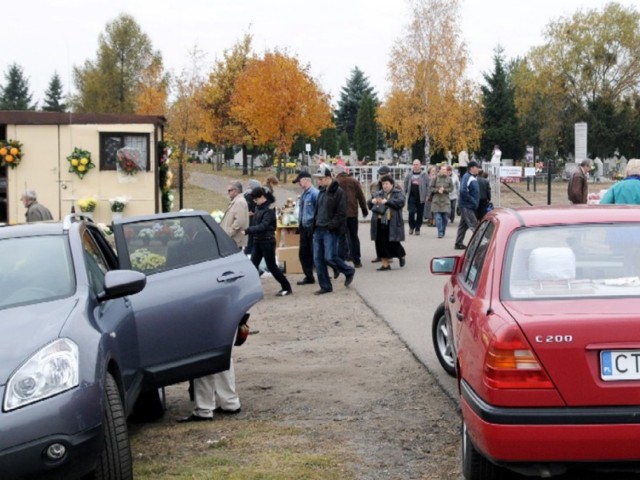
[5,0,638,107]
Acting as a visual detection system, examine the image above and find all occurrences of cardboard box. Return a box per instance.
[282,228,300,247]
[277,246,303,274]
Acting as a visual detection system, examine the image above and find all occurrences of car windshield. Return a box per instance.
[504,223,640,299]
[0,236,75,309]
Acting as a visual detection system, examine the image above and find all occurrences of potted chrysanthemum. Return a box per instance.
[77,197,97,219]
[109,196,128,220]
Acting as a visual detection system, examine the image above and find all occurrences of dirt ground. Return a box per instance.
[131,278,461,479]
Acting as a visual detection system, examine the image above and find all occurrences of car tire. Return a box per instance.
[432,304,456,376]
[461,422,505,480]
[129,387,166,423]
[94,373,133,480]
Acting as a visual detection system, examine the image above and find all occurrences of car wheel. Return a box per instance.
[432,304,456,376]
[129,387,166,423]
[461,422,505,480]
[94,373,133,480]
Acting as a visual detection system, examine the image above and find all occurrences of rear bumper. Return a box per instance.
[462,380,640,463]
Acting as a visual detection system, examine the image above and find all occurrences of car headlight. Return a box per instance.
[4,338,79,411]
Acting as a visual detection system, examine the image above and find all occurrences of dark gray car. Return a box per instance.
[0,211,263,479]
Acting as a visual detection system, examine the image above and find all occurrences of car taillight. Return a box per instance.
[484,324,553,389]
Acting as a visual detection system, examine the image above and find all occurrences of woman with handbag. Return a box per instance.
[368,175,406,271]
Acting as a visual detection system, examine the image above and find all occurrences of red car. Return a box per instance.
[431,205,640,479]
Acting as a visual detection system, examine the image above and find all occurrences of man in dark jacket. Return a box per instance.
[475,170,492,220]
[454,161,480,250]
[312,167,355,295]
[568,159,592,204]
[334,164,368,267]
[403,159,430,235]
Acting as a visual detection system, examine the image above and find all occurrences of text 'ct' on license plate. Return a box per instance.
[601,350,640,381]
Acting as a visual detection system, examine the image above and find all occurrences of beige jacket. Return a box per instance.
[220,194,250,248]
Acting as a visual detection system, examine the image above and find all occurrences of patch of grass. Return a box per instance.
[187,163,272,182]
[131,420,354,480]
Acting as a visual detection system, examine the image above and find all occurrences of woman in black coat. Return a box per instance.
[368,175,406,270]
[243,187,292,296]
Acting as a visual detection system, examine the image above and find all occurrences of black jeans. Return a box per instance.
[338,217,362,264]
[407,195,424,231]
[251,239,291,292]
[298,226,315,281]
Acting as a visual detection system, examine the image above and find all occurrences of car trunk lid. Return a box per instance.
[502,299,640,407]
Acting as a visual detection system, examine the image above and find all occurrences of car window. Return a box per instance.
[122,216,221,274]
[504,223,640,299]
[0,236,75,309]
[460,221,494,290]
[83,230,112,296]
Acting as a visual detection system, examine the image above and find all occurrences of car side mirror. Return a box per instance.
[98,270,147,302]
[430,257,457,275]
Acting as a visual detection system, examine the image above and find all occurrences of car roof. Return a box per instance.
[491,205,640,228]
[0,221,66,238]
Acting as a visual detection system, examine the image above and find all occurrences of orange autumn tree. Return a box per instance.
[379,0,481,157]
[135,56,169,115]
[231,50,332,157]
[201,35,254,150]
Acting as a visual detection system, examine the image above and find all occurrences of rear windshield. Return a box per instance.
[0,236,75,309]
[504,224,640,299]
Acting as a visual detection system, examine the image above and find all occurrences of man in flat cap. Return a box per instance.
[312,167,355,294]
[292,171,318,285]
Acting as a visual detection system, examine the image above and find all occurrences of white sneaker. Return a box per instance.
[276,289,292,297]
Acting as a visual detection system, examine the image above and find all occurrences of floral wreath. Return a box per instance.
[116,147,143,176]
[67,147,95,179]
[0,139,23,169]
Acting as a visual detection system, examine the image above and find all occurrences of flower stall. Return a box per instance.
[0,111,166,225]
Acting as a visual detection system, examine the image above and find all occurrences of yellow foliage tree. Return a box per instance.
[135,56,169,115]
[231,50,333,156]
[200,35,254,147]
[379,0,481,157]
[166,46,209,154]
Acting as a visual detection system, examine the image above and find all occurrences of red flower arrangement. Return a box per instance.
[116,147,142,176]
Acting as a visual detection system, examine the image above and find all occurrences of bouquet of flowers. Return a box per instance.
[153,221,185,242]
[116,147,143,176]
[67,147,95,179]
[138,228,155,241]
[130,248,166,273]
[109,196,128,213]
[0,139,23,168]
[78,197,97,213]
[211,210,224,223]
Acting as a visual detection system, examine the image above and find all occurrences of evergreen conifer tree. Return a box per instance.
[0,63,36,111]
[42,72,67,112]
[335,67,378,144]
[317,128,338,157]
[354,94,377,162]
[339,132,350,157]
[480,48,521,160]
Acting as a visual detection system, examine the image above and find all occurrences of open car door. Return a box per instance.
[112,211,263,387]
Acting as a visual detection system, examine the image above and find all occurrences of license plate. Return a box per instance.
[601,350,640,381]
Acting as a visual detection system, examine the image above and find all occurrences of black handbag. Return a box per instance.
[371,203,387,215]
